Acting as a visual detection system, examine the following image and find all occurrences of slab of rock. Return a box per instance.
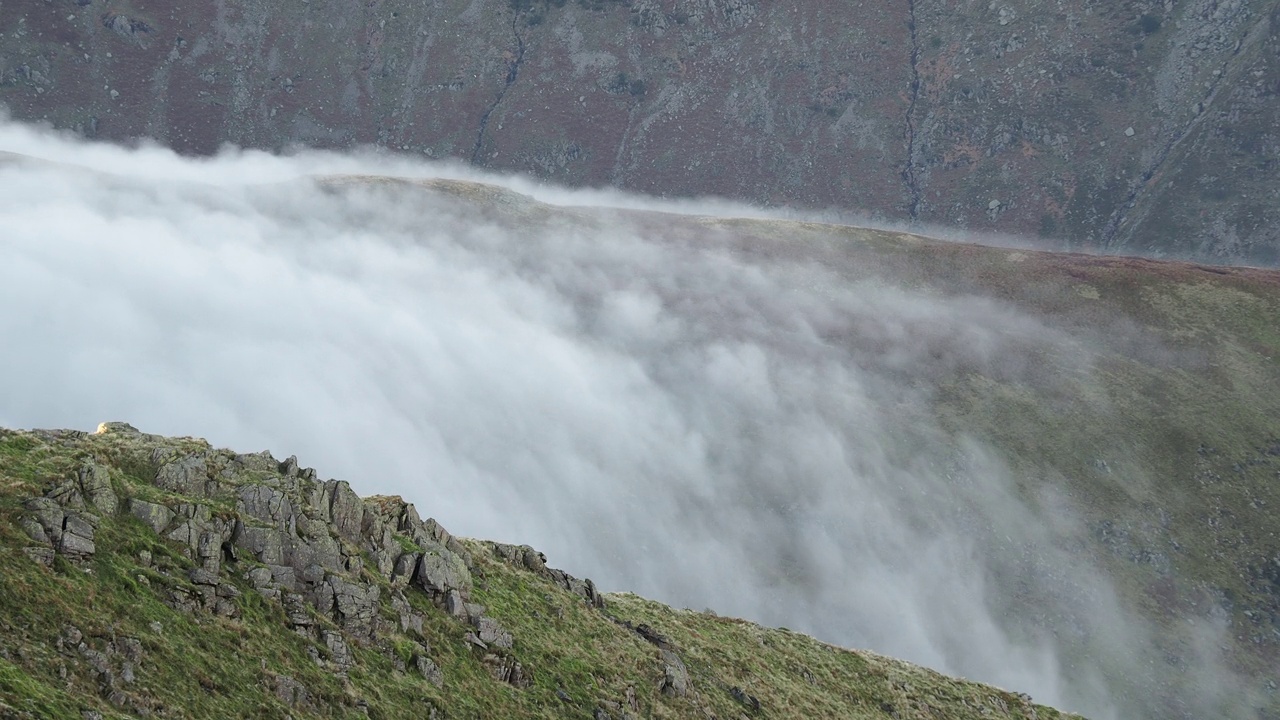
[128,499,174,534]
[78,462,117,515]
[659,649,690,697]
[473,616,513,649]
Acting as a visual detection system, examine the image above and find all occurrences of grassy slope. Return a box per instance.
[0,428,1073,720]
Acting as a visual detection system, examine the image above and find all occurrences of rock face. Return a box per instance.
[14,422,607,687]
[0,1,1276,264]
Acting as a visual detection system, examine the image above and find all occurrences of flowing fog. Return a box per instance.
[0,120,1247,719]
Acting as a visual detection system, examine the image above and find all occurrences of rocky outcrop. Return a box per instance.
[13,421,608,689]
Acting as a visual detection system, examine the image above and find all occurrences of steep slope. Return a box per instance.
[1,0,1277,263]
[0,422,1076,720]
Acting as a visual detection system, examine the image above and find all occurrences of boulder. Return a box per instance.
[472,616,513,649]
[414,550,472,599]
[77,462,117,515]
[659,649,690,697]
[128,499,174,534]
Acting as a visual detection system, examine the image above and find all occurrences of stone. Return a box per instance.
[1125,126,1135,137]
[473,616,513,649]
[246,567,273,588]
[238,484,293,528]
[59,528,96,559]
[415,550,471,598]
[272,674,309,707]
[22,547,54,566]
[153,452,209,497]
[279,455,299,477]
[19,517,50,545]
[78,462,117,515]
[325,575,380,638]
[128,499,174,534]
[24,497,65,542]
[660,649,690,697]
[188,567,220,586]
[326,481,364,543]
[322,630,354,671]
[415,654,444,687]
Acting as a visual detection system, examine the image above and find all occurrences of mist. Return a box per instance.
[0,119,1249,719]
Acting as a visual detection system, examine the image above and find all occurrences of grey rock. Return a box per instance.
[415,654,444,687]
[393,552,420,583]
[322,629,354,671]
[239,484,293,528]
[59,529,96,559]
[272,673,309,707]
[78,462,117,515]
[473,616,513,649]
[153,451,209,497]
[415,550,472,598]
[24,497,65,542]
[326,481,364,544]
[235,525,285,565]
[22,547,54,566]
[660,649,690,697]
[324,575,380,639]
[19,517,50,545]
[62,513,97,540]
[188,567,220,586]
[246,566,273,588]
[128,499,174,534]
[279,455,300,477]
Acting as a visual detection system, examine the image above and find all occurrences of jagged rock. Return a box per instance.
[128,499,174,534]
[279,455,299,477]
[326,481,365,544]
[393,552,419,584]
[59,513,97,560]
[270,673,310,707]
[246,566,273,588]
[315,575,380,639]
[153,450,211,497]
[283,593,314,629]
[19,517,50,545]
[415,654,444,687]
[322,629,354,672]
[415,550,472,599]
[391,592,424,635]
[24,497,65,543]
[235,524,285,566]
[484,654,529,687]
[660,649,690,697]
[473,616,513,649]
[238,485,293,528]
[188,567,219,586]
[77,462,117,515]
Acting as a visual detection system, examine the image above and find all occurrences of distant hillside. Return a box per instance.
[1,0,1277,263]
[0,422,1078,720]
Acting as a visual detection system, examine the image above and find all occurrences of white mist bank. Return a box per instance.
[0,119,1249,719]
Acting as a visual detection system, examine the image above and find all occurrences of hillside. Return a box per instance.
[0,421,1078,720]
[1,0,1277,263]
[2,146,1280,719]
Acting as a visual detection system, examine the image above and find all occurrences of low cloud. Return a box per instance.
[0,119,1248,719]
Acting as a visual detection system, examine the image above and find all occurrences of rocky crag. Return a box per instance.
[0,421,1074,719]
[1,0,1278,264]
